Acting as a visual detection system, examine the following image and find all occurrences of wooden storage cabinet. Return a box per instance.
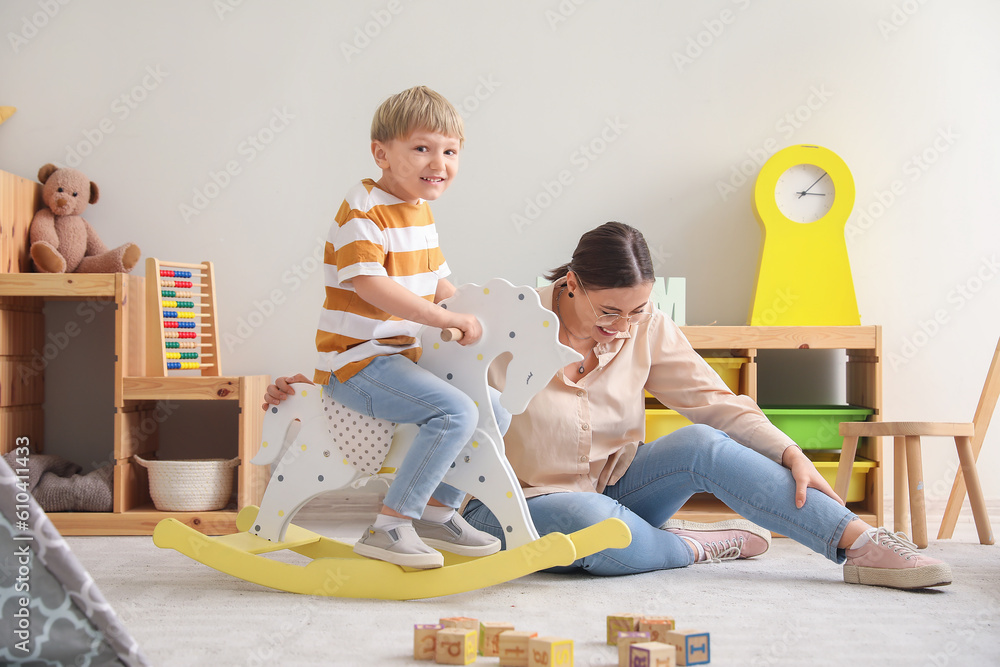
[669,326,883,527]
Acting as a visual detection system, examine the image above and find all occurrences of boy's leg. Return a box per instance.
[463,492,694,575]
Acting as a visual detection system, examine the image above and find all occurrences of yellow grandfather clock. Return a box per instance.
[748,144,860,326]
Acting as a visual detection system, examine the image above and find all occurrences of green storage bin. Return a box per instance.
[761,405,875,450]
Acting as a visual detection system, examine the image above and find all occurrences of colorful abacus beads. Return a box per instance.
[165,341,197,349]
[160,280,193,289]
[165,352,199,360]
[159,269,192,278]
[160,290,193,299]
[163,321,196,329]
[161,301,194,309]
[164,331,197,338]
[167,361,201,370]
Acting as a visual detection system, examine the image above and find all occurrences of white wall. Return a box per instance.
[2,1,998,505]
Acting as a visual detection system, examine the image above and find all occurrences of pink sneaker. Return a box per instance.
[844,528,952,589]
[663,519,772,562]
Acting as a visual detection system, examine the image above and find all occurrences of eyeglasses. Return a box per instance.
[578,282,652,328]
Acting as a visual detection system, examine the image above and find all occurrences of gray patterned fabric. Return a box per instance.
[0,455,150,666]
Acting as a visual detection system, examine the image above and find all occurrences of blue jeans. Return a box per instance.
[463,424,857,575]
[325,354,511,519]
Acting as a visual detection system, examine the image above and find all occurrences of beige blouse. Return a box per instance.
[492,283,798,499]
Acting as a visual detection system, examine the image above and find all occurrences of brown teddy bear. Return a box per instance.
[29,163,140,273]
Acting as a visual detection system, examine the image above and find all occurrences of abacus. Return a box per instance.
[144,258,222,376]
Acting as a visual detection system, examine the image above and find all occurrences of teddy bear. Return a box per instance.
[29,163,140,273]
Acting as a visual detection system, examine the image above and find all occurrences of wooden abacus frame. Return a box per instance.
[145,258,222,377]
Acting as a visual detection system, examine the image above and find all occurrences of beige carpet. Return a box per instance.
[65,499,1000,666]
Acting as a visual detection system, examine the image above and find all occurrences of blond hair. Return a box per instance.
[370,86,465,147]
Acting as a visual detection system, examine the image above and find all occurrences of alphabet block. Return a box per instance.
[498,630,538,667]
[414,623,445,660]
[629,641,677,667]
[442,616,481,631]
[663,630,710,666]
[607,613,643,644]
[638,617,676,643]
[480,622,516,657]
[527,636,574,666]
[617,631,651,667]
[435,628,477,665]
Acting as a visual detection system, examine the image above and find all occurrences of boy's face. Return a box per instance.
[371,129,460,204]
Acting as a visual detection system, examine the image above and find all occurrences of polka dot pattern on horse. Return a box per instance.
[321,388,395,476]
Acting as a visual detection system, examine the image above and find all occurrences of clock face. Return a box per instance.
[774,163,836,224]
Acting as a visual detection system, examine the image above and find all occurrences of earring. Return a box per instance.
[567,291,574,298]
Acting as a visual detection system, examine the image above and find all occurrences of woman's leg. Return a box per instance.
[604,425,857,563]
[463,492,695,575]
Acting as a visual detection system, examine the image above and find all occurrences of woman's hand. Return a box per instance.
[261,373,314,411]
[782,445,844,508]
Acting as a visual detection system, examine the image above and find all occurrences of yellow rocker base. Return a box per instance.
[152,506,632,600]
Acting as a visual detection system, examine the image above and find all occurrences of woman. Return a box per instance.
[265,222,951,589]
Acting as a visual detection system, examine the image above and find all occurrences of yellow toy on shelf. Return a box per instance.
[153,279,632,599]
[748,144,860,326]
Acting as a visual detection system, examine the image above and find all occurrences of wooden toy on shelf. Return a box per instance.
[151,279,632,599]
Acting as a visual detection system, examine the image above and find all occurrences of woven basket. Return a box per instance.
[135,456,239,512]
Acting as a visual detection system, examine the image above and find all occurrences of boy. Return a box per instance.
[315,86,501,569]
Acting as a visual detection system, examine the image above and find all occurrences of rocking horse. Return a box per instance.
[153,279,632,599]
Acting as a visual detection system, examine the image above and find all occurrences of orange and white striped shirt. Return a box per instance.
[314,179,450,384]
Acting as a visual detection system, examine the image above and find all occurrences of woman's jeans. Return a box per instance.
[463,424,857,575]
[325,354,511,519]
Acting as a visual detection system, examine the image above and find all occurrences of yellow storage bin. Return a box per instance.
[646,357,748,401]
[644,408,693,442]
[806,451,875,503]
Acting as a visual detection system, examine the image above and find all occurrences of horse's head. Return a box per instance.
[422,279,582,415]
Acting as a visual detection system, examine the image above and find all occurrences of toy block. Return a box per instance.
[527,636,574,667]
[607,613,643,644]
[498,630,538,667]
[442,616,481,631]
[617,631,651,667]
[663,630,710,666]
[435,627,477,665]
[414,623,445,660]
[480,622,516,657]
[629,641,677,667]
[638,617,676,643]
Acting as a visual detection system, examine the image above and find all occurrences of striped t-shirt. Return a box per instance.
[314,179,450,384]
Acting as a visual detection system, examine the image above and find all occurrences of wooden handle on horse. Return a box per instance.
[441,328,464,342]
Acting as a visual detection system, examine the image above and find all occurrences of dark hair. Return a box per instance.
[545,221,655,290]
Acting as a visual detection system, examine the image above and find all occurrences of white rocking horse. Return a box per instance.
[153,279,631,599]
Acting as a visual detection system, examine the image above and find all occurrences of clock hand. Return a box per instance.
[794,191,827,197]
[797,172,829,198]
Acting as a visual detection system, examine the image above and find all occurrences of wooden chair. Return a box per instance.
[835,335,999,548]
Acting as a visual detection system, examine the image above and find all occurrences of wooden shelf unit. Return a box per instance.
[0,170,267,536]
[672,325,883,527]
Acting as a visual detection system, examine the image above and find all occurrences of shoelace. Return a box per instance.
[701,536,746,563]
[872,528,919,560]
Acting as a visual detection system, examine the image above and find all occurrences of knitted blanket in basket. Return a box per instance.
[2,451,113,512]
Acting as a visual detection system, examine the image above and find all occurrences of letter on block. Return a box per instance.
[436,628,477,665]
[481,622,516,657]
[638,617,676,643]
[629,641,677,667]
[617,631,651,667]
[414,623,444,660]
[498,630,538,667]
[527,636,574,667]
[607,613,643,644]
[442,616,481,631]
[663,630,710,666]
